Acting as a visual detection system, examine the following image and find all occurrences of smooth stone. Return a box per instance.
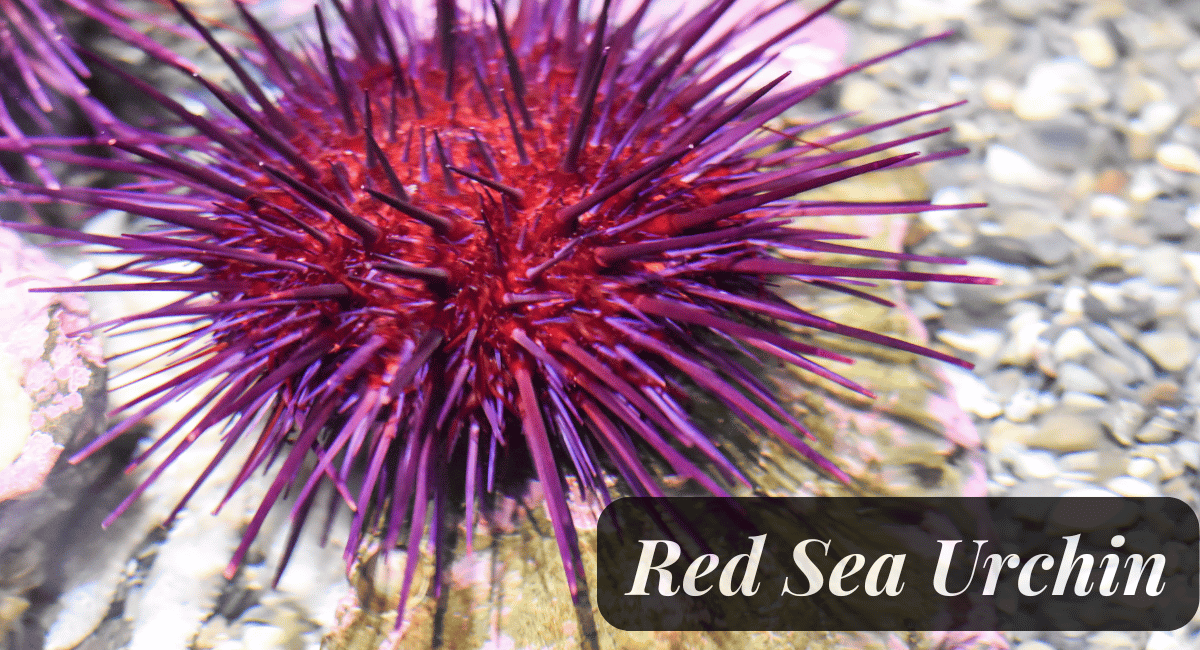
[1135,244,1184,286]
[1062,486,1119,498]
[1146,631,1184,650]
[1004,389,1039,423]
[1058,450,1100,472]
[1137,329,1195,372]
[1087,355,1137,388]
[1072,27,1117,68]
[1035,409,1105,452]
[985,145,1059,191]
[1135,416,1178,443]
[1174,440,1200,469]
[1056,362,1108,396]
[1104,476,1160,498]
[1013,451,1060,480]
[1157,143,1200,174]
[1053,327,1098,362]
[1181,255,1200,290]
[1016,641,1056,650]
[1105,401,1147,446]
[1125,457,1157,479]
[1013,58,1108,121]
[1059,391,1107,410]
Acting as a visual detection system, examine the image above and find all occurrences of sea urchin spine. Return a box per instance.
[2,0,993,622]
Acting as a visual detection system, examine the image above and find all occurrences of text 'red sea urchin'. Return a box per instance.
[10,0,992,616]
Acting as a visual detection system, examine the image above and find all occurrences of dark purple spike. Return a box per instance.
[315,5,358,132]
[258,163,380,246]
[193,75,321,179]
[560,48,608,173]
[731,258,1000,286]
[595,219,782,265]
[633,296,852,363]
[74,49,254,161]
[437,0,457,99]
[498,88,530,165]
[445,165,524,203]
[418,126,430,182]
[233,0,299,88]
[364,187,455,233]
[374,260,450,283]
[489,0,525,98]
[469,130,502,179]
[556,72,790,227]
[330,0,379,67]
[432,130,459,194]
[364,111,410,201]
[466,41,500,118]
[514,365,583,596]
[634,0,738,104]
[574,0,613,100]
[164,0,294,136]
[373,1,407,88]
[107,141,253,200]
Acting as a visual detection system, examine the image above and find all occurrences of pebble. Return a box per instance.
[1174,440,1200,469]
[1016,641,1057,650]
[984,145,1059,191]
[1013,450,1059,479]
[1034,409,1105,452]
[1125,456,1157,479]
[1137,329,1195,372]
[1053,327,1098,362]
[1004,388,1039,423]
[1072,27,1118,68]
[1157,143,1200,174]
[1135,416,1178,443]
[1058,450,1101,472]
[1104,475,1160,497]
[1012,58,1109,121]
[1056,361,1108,395]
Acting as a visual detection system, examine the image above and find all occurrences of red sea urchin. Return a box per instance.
[3,0,992,624]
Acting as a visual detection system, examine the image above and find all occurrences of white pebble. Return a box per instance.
[1062,486,1119,498]
[1105,476,1160,498]
[1013,58,1108,121]
[1072,27,1117,68]
[942,365,1004,419]
[1056,362,1108,395]
[1137,329,1195,372]
[1053,327,1097,362]
[1157,143,1200,174]
[1125,457,1157,479]
[1016,641,1057,650]
[1133,101,1182,135]
[1146,630,1185,650]
[985,145,1058,191]
[1172,440,1200,469]
[1004,389,1039,423]
[1014,450,1060,480]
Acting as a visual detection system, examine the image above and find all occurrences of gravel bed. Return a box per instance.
[838,0,1200,648]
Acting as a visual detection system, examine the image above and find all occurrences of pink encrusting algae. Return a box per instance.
[0,0,993,625]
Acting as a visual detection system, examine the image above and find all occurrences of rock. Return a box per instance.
[984,144,1059,191]
[1105,401,1146,446]
[1157,143,1200,174]
[1004,388,1038,423]
[1135,416,1178,443]
[1056,361,1108,395]
[1174,440,1200,469]
[1104,476,1159,498]
[0,227,105,503]
[1034,409,1105,452]
[1137,328,1195,372]
[1013,450,1059,480]
[1012,58,1108,121]
[1072,27,1117,68]
[1053,327,1098,362]
[1125,457,1157,479]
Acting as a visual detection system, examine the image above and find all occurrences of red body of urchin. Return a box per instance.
[2,0,992,620]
